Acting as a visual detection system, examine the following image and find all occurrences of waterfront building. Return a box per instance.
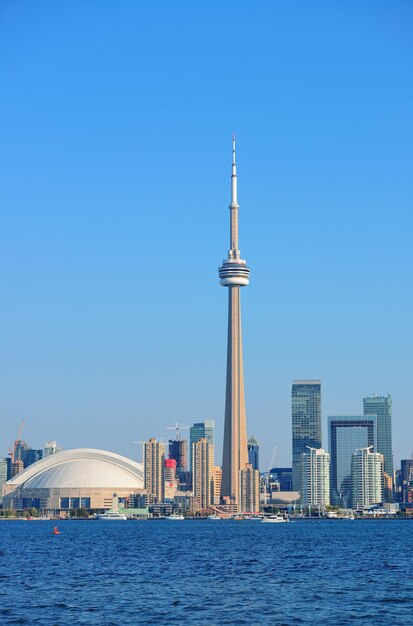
[192,437,214,511]
[292,380,322,491]
[300,447,330,507]
[168,438,188,475]
[247,435,259,471]
[189,421,214,472]
[363,394,393,483]
[144,438,165,503]
[268,467,293,492]
[212,466,222,505]
[44,440,62,457]
[350,447,383,510]
[400,459,413,503]
[240,463,260,514]
[328,415,377,506]
[2,448,144,511]
[0,457,7,502]
[219,137,250,507]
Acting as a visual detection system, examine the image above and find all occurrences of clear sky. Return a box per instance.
[1,1,412,469]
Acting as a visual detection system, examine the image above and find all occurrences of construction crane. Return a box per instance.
[8,419,26,463]
[166,422,189,440]
[132,441,147,463]
[263,445,277,506]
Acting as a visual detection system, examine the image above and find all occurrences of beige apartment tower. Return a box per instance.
[144,438,165,502]
[192,438,214,511]
[219,137,250,507]
[240,463,260,514]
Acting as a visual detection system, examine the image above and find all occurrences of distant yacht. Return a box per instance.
[95,511,127,520]
[206,514,221,520]
[261,514,288,523]
[167,513,185,520]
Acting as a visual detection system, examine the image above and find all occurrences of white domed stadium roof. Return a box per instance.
[8,448,144,490]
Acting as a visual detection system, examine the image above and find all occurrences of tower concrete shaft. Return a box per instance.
[219,136,250,506]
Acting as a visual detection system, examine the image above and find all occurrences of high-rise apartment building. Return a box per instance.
[168,439,188,475]
[240,463,260,514]
[363,395,393,482]
[247,435,259,472]
[212,466,222,505]
[189,421,214,471]
[300,447,330,507]
[292,380,322,491]
[11,459,24,478]
[350,447,383,510]
[144,438,165,502]
[219,137,250,507]
[192,438,214,511]
[328,415,377,506]
[44,441,62,457]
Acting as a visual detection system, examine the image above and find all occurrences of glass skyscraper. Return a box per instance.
[292,380,321,491]
[247,435,259,471]
[189,421,214,472]
[328,415,377,506]
[363,394,393,479]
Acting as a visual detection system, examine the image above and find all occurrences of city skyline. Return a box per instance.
[1,3,413,469]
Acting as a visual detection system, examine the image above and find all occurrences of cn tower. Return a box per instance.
[219,136,250,507]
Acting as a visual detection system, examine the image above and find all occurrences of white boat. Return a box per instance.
[167,513,185,520]
[207,514,221,520]
[262,515,288,523]
[95,511,127,520]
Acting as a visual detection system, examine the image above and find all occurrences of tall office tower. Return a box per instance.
[350,447,383,510]
[300,447,330,507]
[212,466,222,505]
[240,463,260,514]
[189,421,214,471]
[219,137,250,507]
[292,380,322,491]
[363,395,393,482]
[168,438,188,475]
[144,438,165,502]
[22,448,43,468]
[328,415,377,506]
[192,438,214,511]
[247,435,259,471]
[44,440,62,457]
[0,457,7,502]
[400,459,413,503]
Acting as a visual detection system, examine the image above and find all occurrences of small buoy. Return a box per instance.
[53,527,60,535]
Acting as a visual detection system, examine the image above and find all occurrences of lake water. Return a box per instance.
[0,519,412,625]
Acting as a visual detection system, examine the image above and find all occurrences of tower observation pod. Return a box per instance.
[219,136,250,508]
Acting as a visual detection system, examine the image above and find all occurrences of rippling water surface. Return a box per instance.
[1,519,412,625]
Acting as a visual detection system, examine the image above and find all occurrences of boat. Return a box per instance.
[95,511,127,520]
[167,513,185,520]
[53,527,60,535]
[207,514,221,520]
[261,515,288,523]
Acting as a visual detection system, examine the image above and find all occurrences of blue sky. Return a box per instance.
[1,1,412,469]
